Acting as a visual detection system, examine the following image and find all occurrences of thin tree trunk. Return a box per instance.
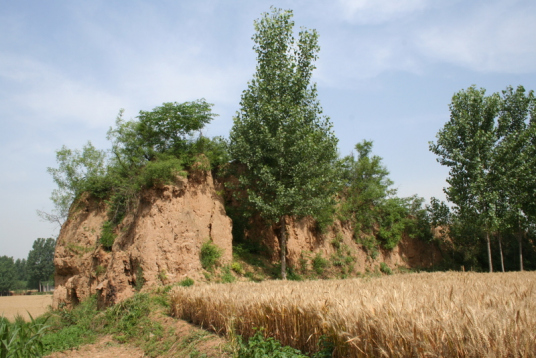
[280,216,287,280]
[518,231,524,271]
[486,232,493,273]
[498,233,505,272]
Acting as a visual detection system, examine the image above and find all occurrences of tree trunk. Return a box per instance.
[498,233,505,272]
[280,216,287,280]
[518,230,524,271]
[486,232,493,273]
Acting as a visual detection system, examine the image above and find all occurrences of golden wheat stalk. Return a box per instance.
[170,272,536,357]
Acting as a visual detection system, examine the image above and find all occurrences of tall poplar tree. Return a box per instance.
[430,86,500,272]
[494,86,536,271]
[229,8,339,279]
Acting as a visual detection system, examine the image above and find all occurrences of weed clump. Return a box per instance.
[312,253,329,275]
[0,315,49,357]
[200,240,222,271]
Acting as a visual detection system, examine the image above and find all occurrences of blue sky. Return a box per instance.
[1,0,535,259]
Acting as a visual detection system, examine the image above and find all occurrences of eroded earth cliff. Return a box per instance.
[53,169,232,308]
[54,169,442,309]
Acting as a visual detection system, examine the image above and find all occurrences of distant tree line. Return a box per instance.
[0,238,55,294]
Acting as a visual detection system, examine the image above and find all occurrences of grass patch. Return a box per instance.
[0,314,50,357]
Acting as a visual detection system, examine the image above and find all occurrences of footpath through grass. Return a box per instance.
[39,291,232,358]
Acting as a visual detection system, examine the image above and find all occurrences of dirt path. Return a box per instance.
[0,295,53,321]
[44,307,231,357]
[46,336,145,358]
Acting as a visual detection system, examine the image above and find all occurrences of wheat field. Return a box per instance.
[171,271,536,357]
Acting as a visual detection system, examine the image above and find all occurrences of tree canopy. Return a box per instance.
[0,256,16,293]
[430,85,536,271]
[26,238,56,290]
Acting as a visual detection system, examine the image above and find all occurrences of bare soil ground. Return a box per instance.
[46,336,145,358]
[0,294,53,321]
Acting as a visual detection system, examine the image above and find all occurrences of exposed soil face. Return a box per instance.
[248,215,442,274]
[53,169,233,309]
[54,168,443,309]
[0,295,52,321]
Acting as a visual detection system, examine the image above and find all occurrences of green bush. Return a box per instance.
[231,261,244,275]
[286,267,303,281]
[138,155,186,188]
[178,277,194,287]
[237,330,308,358]
[43,292,171,355]
[200,240,222,271]
[220,265,236,283]
[100,221,116,250]
[42,325,94,354]
[380,262,393,275]
[312,253,329,275]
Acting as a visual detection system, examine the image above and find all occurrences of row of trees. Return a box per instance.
[430,85,536,272]
[0,238,55,293]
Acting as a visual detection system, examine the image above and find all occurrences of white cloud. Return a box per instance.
[0,54,125,128]
[416,2,536,73]
[315,28,423,86]
[337,0,430,24]
[314,0,536,87]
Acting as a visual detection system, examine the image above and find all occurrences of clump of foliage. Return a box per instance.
[236,330,308,358]
[231,261,244,275]
[330,236,355,276]
[42,296,100,353]
[380,262,393,275]
[200,240,222,271]
[178,277,194,287]
[312,253,329,275]
[104,294,152,343]
[220,265,236,283]
[99,221,116,250]
[338,140,431,253]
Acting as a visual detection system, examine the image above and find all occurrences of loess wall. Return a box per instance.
[54,168,442,309]
[53,169,232,309]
